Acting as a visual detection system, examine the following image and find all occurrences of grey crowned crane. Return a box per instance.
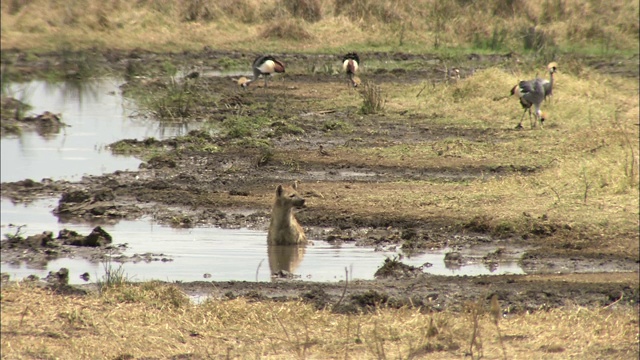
[511,62,557,129]
[512,77,547,129]
[241,55,285,88]
[342,52,360,87]
[541,61,558,102]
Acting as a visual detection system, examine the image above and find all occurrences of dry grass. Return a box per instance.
[0,0,637,53]
[245,62,639,258]
[360,80,386,114]
[1,283,638,359]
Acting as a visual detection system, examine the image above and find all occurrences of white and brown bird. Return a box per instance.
[236,76,250,88]
[241,55,285,88]
[342,52,360,87]
[511,62,557,128]
[447,67,461,82]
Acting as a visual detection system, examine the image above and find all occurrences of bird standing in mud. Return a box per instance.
[241,55,285,88]
[511,62,557,129]
[318,145,331,156]
[342,52,360,87]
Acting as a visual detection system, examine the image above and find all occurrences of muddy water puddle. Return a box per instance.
[1,199,524,285]
[1,79,199,183]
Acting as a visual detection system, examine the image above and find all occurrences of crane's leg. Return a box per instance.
[529,108,536,129]
[532,105,541,129]
[516,108,527,129]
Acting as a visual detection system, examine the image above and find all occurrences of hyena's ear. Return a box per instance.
[276,184,284,197]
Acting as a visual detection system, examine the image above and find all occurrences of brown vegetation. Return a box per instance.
[1,283,637,359]
[1,0,637,53]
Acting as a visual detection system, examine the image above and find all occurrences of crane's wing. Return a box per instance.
[518,80,534,94]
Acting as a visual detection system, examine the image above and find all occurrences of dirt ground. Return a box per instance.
[1,49,638,313]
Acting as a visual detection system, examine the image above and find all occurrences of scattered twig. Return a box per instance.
[546,158,559,167]
[275,313,303,358]
[5,224,26,240]
[256,259,265,282]
[491,295,508,360]
[334,267,349,309]
[19,306,30,327]
[581,166,592,205]
[465,300,483,359]
[546,184,561,204]
[275,314,293,345]
[603,292,624,309]
[416,83,427,98]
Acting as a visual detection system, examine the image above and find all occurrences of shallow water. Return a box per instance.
[0,78,525,284]
[1,199,524,285]
[1,79,198,183]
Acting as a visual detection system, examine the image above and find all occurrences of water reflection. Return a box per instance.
[1,78,201,182]
[1,198,525,284]
[23,111,65,139]
[44,78,103,107]
[268,245,306,275]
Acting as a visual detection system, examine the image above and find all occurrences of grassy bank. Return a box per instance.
[1,283,637,359]
[1,0,638,55]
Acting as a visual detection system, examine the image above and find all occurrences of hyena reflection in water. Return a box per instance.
[266,182,307,276]
[268,245,306,276]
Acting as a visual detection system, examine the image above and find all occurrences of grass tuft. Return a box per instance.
[360,80,385,115]
[95,256,128,295]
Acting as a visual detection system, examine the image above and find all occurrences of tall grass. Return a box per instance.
[2,284,637,359]
[1,0,637,53]
[127,77,203,121]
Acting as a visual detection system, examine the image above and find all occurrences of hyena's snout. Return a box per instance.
[292,197,305,208]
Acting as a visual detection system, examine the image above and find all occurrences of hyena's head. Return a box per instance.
[275,182,305,209]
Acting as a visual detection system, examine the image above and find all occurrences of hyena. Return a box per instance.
[267,182,307,245]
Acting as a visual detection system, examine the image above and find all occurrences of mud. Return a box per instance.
[1,49,638,312]
[0,96,66,137]
[172,272,638,314]
[0,225,170,265]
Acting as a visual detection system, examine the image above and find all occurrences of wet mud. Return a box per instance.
[1,49,638,312]
[173,272,638,314]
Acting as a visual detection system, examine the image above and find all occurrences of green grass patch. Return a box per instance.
[322,120,352,133]
[222,115,267,139]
